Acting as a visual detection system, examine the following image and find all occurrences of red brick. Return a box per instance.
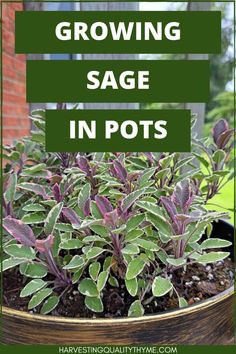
[2,1,29,144]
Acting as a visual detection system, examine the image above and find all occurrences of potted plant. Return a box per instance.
[1,111,234,344]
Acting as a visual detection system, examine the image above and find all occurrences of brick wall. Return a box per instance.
[2,1,30,145]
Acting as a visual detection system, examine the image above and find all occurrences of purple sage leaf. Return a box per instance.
[113,160,127,182]
[3,217,35,247]
[212,119,228,145]
[95,195,113,217]
[172,179,194,213]
[83,198,91,217]
[35,234,54,253]
[160,196,177,223]
[62,207,80,226]
[216,129,234,149]
[104,209,119,228]
[76,155,91,175]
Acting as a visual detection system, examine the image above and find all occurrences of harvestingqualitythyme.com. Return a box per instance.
[58,347,178,354]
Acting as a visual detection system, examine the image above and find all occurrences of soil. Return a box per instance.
[3,257,234,318]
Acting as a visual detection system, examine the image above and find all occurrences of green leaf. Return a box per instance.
[134,239,159,251]
[185,222,209,243]
[90,225,108,238]
[4,245,36,260]
[23,163,46,174]
[55,223,74,232]
[139,167,156,187]
[152,276,173,297]
[126,257,146,280]
[78,278,98,297]
[2,257,28,271]
[28,288,52,309]
[201,238,232,249]
[122,188,147,212]
[125,278,138,297]
[19,262,47,278]
[72,268,84,284]
[5,173,17,203]
[86,247,105,260]
[85,296,103,313]
[196,252,230,264]
[21,213,45,224]
[166,258,186,267]
[89,262,101,281]
[20,279,47,297]
[83,235,107,243]
[128,300,144,317]
[125,229,144,242]
[192,153,209,169]
[108,275,119,287]
[126,214,145,233]
[137,201,162,217]
[44,202,63,236]
[155,168,170,180]
[179,297,188,308]
[97,270,109,292]
[212,149,226,164]
[59,239,83,250]
[145,211,172,235]
[22,204,45,212]
[63,255,84,270]
[41,295,59,315]
[122,244,140,255]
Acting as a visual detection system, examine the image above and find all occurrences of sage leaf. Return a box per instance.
[89,262,101,281]
[41,295,59,315]
[44,202,63,236]
[5,172,17,203]
[126,257,146,280]
[79,278,98,297]
[63,255,84,270]
[126,214,145,233]
[20,263,47,278]
[179,297,188,308]
[125,278,138,297]
[122,189,147,213]
[166,258,186,267]
[4,244,36,260]
[20,279,47,298]
[196,252,230,264]
[152,276,173,297]
[18,182,48,199]
[22,204,45,212]
[21,213,45,224]
[97,270,109,292]
[28,288,52,309]
[201,238,232,249]
[125,229,144,242]
[122,244,140,255]
[128,300,144,317]
[59,239,83,250]
[85,296,103,313]
[86,247,105,260]
[2,257,28,272]
[3,217,35,247]
[134,239,159,251]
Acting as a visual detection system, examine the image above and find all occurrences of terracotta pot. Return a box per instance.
[2,220,234,345]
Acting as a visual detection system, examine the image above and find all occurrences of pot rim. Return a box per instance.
[2,286,234,325]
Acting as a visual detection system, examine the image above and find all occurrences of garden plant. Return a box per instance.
[2,110,234,318]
